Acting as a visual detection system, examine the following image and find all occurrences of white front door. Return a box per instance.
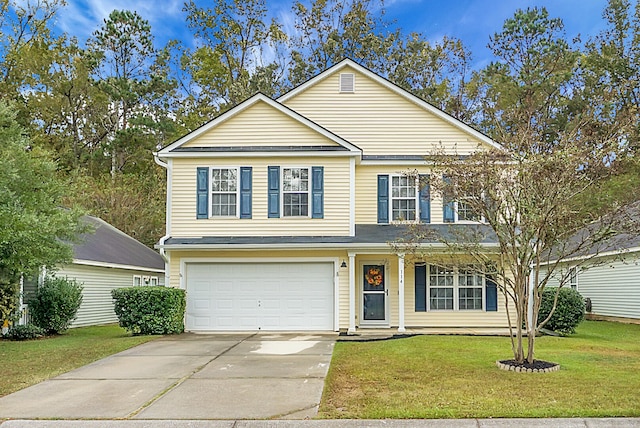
[185,262,335,331]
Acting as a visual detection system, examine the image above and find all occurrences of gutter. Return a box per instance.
[153,152,171,285]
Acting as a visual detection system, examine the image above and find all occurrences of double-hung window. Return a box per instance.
[282,167,309,217]
[211,168,238,217]
[391,175,417,221]
[458,267,484,310]
[426,265,485,311]
[457,200,481,222]
[429,265,454,310]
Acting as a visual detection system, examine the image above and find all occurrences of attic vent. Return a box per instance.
[340,73,355,93]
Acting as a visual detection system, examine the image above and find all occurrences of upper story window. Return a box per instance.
[443,179,482,223]
[282,167,309,217]
[391,176,417,221]
[378,174,430,224]
[457,200,481,222]
[211,168,238,217]
[197,166,252,220]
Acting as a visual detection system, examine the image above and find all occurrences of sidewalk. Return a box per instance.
[2,418,640,427]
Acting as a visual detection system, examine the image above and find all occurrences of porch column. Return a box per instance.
[398,253,406,333]
[348,252,356,334]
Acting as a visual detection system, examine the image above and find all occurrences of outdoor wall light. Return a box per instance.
[340,260,347,268]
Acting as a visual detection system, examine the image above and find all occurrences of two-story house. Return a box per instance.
[154,59,509,333]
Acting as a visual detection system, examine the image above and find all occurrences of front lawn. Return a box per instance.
[319,321,640,418]
[0,324,158,397]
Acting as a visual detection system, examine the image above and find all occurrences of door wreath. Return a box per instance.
[365,266,383,287]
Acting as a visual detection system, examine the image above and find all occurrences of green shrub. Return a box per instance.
[111,286,185,335]
[5,323,45,340]
[28,276,83,335]
[538,287,585,335]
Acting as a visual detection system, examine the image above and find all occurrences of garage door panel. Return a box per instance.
[185,262,334,331]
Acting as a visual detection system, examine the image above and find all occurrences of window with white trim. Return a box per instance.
[282,167,309,216]
[150,277,159,286]
[457,200,481,222]
[458,267,484,310]
[211,168,238,217]
[569,267,578,290]
[429,265,454,310]
[427,265,485,311]
[133,275,142,286]
[391,175,417,221]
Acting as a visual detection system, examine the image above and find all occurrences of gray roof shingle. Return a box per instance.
[163,224,498,247]
[74,216,165,270]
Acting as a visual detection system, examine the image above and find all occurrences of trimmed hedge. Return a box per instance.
[538,287,585,335]
[5,323,45,340]
[111,286,185,335]
[28,276,83,335]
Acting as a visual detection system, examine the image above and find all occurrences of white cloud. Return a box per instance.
[54,0,185,45]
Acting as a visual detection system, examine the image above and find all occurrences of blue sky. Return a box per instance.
[55,0,611,69]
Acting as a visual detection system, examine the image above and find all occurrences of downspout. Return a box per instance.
[154,152,171,287]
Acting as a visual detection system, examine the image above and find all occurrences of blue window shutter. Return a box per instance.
[415,264,427,312]
[268,166,280,218]
[312,166,324,219]
[240,167,252,219]
[486,275,498,311]
[196,167,209,219]
[377,175,389,224]
[443,175,455,223]
[419,174,430,223]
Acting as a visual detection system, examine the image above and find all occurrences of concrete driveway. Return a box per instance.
[0,332,336,420]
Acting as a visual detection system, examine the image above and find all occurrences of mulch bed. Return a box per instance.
[496,359,560,373]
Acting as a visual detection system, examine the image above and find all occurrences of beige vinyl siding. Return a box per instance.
[402,261,510,328]
[171,157,351,237]
[182,101,341,148]
[353,255,509,328]
[549,254,640,320]
[355,165,444,224]
[167,250,510,329]
[283,66,487,156]
[54,264,164,328]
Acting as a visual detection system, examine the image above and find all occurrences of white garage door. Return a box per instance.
[185,262,335,331]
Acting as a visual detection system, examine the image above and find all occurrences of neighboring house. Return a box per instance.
[154,58,509,333]
[546,231,640,323]
[22,216,165,327]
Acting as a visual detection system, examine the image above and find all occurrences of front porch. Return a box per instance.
[344,251,509,333]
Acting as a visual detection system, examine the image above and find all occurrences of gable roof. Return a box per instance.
[278,58,504,152]
[157,93,361,156]
[73,216,165,271]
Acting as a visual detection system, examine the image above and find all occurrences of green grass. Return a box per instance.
[0,324,158,397]
[319,321,640,419]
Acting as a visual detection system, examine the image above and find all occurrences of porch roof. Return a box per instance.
[161,224,498,249]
